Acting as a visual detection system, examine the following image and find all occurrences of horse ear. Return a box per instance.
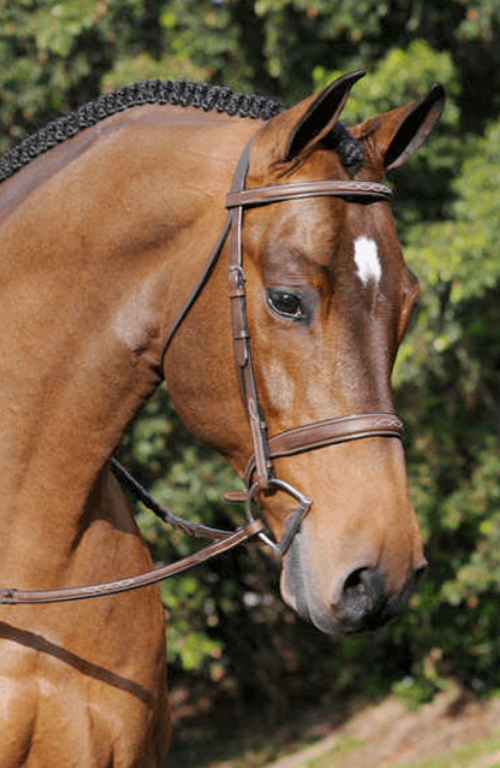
[255,71,365,166]
[354,84,445,170]
[284,71,366,161]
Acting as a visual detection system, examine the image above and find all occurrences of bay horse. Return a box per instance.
[0,73,443,766]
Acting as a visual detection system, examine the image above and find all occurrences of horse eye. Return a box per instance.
[267,289,304,320]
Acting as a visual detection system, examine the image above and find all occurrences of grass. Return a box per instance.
[169,730,500,768]
[168,727,320,768]
[302,736,365,768]
[168,719,500,768]
[401,735,500,768]
[167,688,500,768]
[302,728,500,768]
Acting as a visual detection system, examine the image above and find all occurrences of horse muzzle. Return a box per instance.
[281,531,427,636]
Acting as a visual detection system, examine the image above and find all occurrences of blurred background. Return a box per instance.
[2,1,500,765]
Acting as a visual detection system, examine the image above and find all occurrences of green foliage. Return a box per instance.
[314,39,459,115]
[314,40,462,225]
[454,0,500,42]
[0,0,143,151]
[2,0,500,720]
[101,52,209,91]
[116,385,245,674]
[391,103,500,696]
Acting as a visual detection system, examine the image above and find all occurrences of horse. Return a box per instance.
[0,72,444,767]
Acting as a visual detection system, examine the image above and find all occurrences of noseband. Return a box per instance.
[0,133,402,605]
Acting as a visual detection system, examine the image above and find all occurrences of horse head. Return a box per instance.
[164,73,444,636]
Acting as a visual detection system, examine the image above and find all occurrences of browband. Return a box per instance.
[226,179,393,209]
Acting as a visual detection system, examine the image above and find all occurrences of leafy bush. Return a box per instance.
[3,0,500,717]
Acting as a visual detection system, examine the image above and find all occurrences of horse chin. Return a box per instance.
[280,533,346,637]
[280,533,414,637]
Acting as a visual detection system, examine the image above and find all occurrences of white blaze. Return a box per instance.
[353,236,382,287]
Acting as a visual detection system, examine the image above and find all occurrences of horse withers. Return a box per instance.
[0,73,443,766]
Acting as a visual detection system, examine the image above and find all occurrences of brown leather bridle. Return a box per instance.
[223,138,402,555]
[0,134,403,604]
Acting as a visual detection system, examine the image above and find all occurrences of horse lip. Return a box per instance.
[282,536,421,636]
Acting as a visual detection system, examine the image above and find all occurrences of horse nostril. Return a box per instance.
[336,566,387,629]
[344,566,385,608]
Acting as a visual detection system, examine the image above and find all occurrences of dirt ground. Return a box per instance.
[266,683,500,768]
[169,680,500,768]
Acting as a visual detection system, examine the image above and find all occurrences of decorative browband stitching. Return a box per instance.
[226,180,393,209]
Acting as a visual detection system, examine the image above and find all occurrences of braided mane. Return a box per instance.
[0,80,286,184]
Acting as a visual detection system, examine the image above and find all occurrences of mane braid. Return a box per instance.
[326,122,364,176]
[0,80,286,184]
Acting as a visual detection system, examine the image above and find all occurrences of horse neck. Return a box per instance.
[0,106,257,582]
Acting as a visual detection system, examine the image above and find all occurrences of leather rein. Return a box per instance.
[0,136,402,605]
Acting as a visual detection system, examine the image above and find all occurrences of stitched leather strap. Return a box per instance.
[227,138,274,490]
[0,520,265,604]
[245,414,403,486]
[226,180,393,209]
